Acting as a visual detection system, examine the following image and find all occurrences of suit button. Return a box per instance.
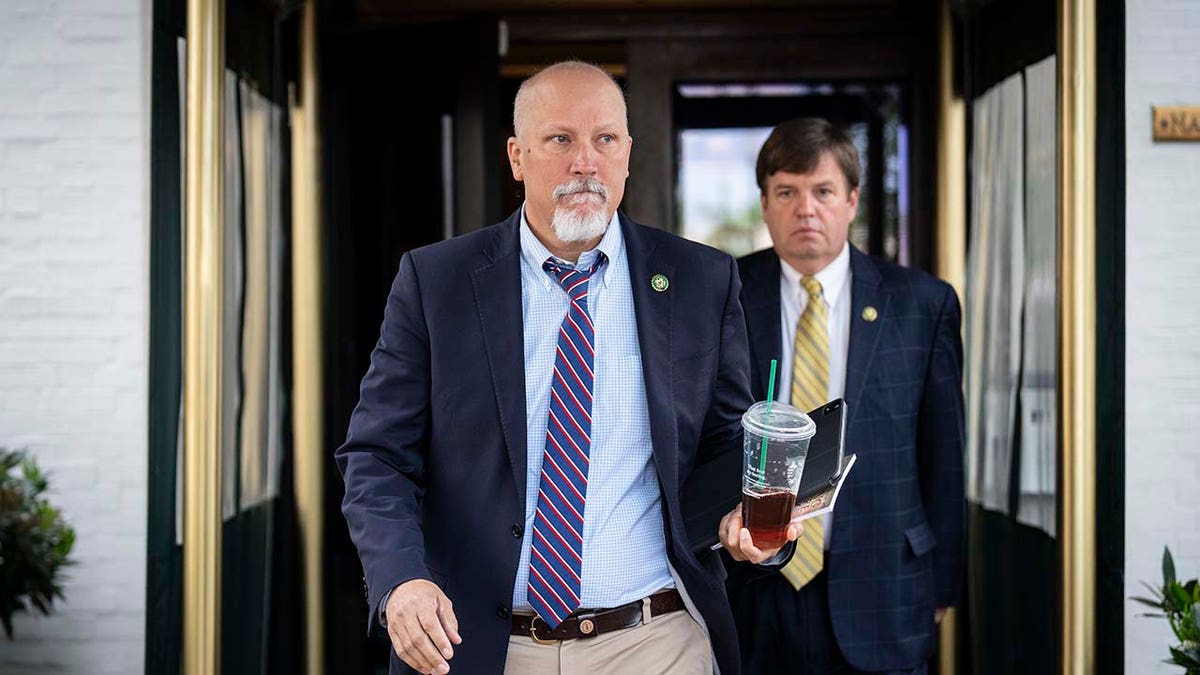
[512,523,523,538]
[497,606,511,619]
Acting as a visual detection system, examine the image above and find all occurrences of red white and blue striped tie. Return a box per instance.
[527,255,605,628]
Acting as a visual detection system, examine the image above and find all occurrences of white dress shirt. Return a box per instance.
[776,242,852,549]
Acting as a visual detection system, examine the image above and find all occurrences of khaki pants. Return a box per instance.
[504,609,711,674]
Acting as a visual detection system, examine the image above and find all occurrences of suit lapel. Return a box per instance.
[741,251,782,399]
[621,214,678,492]
[470,213,529,502]
[844,246,888,428]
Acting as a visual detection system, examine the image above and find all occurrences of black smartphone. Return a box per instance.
[796,398,847,501]
[681,397,848,553]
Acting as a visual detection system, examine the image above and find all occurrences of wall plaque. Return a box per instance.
[1153,106,1200,141]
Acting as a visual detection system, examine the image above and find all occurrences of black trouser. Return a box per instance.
[733,569,928,675]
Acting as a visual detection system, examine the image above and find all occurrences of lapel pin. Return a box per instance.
[650,274,669,292]
[862,306,878,322]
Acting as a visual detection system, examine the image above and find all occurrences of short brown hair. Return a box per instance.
[755,118,860,192]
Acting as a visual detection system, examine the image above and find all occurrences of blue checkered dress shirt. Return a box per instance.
[511,208,674,613]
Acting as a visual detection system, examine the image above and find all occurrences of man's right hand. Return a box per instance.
[385,579,462,675]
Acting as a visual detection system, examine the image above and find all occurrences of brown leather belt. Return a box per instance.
[510,589,685,643]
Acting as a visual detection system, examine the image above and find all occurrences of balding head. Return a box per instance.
[505,60,633,261]
[512,61,627,141]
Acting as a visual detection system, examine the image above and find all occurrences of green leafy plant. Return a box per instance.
[0,449,76,638]
[1134,547,1200,673]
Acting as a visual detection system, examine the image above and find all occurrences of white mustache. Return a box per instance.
[553,178,609,203]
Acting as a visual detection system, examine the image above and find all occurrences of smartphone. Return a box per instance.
[796,398,847,501]
[681,397,848,554]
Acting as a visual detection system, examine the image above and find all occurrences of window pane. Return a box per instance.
[677,127,773,257]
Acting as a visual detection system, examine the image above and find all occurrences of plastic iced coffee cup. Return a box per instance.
[740,401,816,549]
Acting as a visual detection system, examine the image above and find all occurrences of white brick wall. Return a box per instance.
[1126,1,1200,673]
[0,1,149,673]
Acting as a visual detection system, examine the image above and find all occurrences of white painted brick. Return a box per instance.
[0,116,58,139]
[4,40,62,67]
[0,0,45,16]
[51,115,135,140]
[0,292,43,318]
[0,66,61,92]
[40,262,138,290]
[0,168,58,191]
[39,89,139,115]
[0,365,52,387]
[0,1,147,672]
[57,0,142,16]
[1126,2,1200,673]
[57,17,140,42]
[35,238,112,263]
[9,40,138,68]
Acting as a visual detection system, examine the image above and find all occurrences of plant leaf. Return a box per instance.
[1168,645,1200,668]
[1132,596,1165,609]
[1188,604,1200,642]
[1165,546,1177,586]
[1172,583,1193,610]
[0,446,75,639]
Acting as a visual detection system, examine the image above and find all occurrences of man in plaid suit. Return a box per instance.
[729,118,965,675]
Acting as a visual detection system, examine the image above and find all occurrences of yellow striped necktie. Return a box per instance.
[781,275,827,590]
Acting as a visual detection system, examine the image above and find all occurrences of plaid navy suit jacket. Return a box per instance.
[734,246,965,671]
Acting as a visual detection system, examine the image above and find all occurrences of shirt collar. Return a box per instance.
[519,204,622,289]
[779,242,851,308]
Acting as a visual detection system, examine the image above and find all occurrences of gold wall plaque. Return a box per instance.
[1153,106,1200,141]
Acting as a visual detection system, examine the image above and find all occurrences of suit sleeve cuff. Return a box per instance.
[756,541,796,571]
[378,587,395,629]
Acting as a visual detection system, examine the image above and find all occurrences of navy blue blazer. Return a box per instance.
[734,246,965,671]
[336,210,755,675]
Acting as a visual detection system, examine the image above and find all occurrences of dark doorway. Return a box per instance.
[318,3,940,672]
[319,8,503,673]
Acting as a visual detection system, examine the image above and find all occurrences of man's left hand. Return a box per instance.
[718,504,802,564]
[935,607,948,624]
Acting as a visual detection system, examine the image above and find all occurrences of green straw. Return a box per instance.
[758,359,778,476]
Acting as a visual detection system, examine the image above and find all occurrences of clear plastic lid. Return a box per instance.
[741,400,816,441]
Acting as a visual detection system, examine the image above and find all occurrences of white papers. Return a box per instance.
[792,453,857,522]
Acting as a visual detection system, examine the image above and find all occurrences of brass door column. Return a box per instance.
[183,0,225,672]
[291,2,326,674]
[935,1,966,673]
[1057,0,1096,672]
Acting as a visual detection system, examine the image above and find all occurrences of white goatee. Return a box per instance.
[551,177,610,242]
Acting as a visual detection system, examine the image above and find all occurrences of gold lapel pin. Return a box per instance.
[862,306,878,322]
[650,274,669,292]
